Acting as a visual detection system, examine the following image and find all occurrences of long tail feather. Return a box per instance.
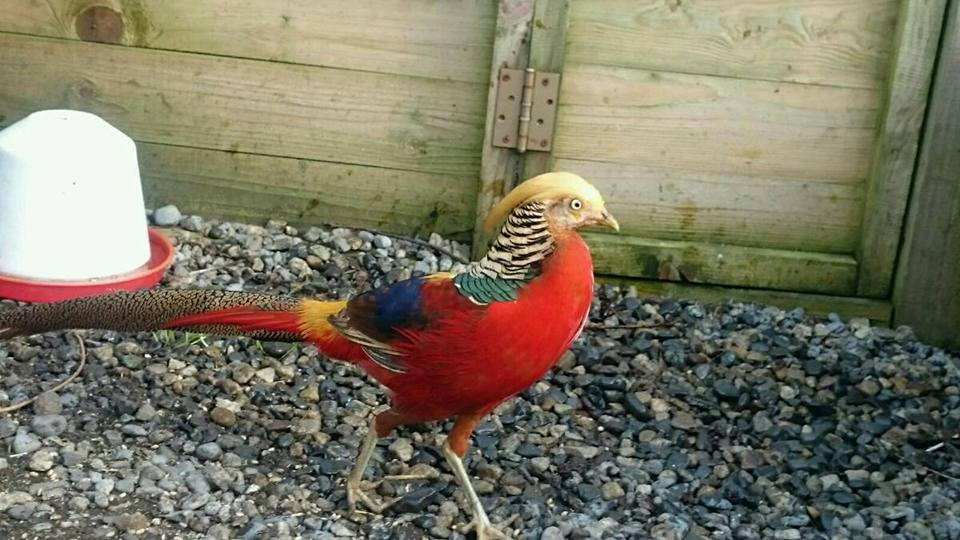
[0,289,308,341]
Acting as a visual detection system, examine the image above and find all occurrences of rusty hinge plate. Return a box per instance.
[492,68,560,153]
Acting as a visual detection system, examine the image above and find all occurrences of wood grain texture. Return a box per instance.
[584,232,858,295]
[857,0,948,297]
[0,33,486,176]
[893,0,960,350]
[552,63,877,254]
[599,276,891,324]
[139,144,476,240]
[473,0,535,259]
[567,0,900,89]
[0,0,497,83]
[554,64,881,183]
[522,0,570,180]
[562,159,864,254]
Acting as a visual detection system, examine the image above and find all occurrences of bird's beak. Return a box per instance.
[599,208,620,232]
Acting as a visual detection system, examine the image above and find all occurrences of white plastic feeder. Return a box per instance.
[0,110,152,282]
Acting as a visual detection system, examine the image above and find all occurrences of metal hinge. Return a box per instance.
[492,67,560,153]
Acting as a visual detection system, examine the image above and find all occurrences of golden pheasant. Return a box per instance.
[0,172,619,538]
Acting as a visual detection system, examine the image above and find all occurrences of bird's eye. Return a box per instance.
[570,199,583,211]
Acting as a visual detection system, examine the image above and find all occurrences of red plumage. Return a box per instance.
[365,232,593,423]
[176,232,594,429]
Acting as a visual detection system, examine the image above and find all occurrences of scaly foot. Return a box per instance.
[346,469,438,515]
[461,514,519,539]
[346,479,398,515]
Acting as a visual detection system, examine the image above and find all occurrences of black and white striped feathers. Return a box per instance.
[453,201,555,304]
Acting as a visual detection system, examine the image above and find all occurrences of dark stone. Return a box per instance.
[577,483,602,501]
[802,359,824,376]
[713,379,741,401]
[394,486,440,513]
[831,490,857,504]
[517,443,543,458]
[314,459,350,475]
[625,393,651,421]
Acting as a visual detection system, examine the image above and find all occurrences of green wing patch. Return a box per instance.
[453,273,526,304]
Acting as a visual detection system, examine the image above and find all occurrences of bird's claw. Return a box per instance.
[346,471,435,516]
[460,514,518,539]
[346,481,398,516]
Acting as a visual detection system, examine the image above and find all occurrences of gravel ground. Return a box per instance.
[1,209,959,540]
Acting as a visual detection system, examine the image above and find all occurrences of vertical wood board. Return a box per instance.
[522,0,571,180]
[472,0,535,259]
[857,0,948,297]
[893,0,960,350]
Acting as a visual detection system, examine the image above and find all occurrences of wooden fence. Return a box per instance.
[0,0,955,342]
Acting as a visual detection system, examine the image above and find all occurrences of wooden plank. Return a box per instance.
[0,33,486,177]
[139,144,476,240]
[522,0,570,180]
[562,158,864,254]
[857,0,948,297]
[472,0,535,259]
[0,0,497,83]
[598,276,892,325]
[584,232,858,295]
[567,0,900,89]
[893,0,960,350]
[554,64,881,183]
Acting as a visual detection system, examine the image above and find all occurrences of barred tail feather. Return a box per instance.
[0,289,304,341]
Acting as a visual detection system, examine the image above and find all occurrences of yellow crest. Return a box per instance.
[483,172,605,232]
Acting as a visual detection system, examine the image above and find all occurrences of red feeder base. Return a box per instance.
[0,228,175,303]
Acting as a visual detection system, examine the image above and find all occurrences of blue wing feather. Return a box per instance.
[372,278,428,334]
[328,273,487,373]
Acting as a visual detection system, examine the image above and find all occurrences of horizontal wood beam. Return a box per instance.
[599,276,891,325]
[139,143,476,240]
[566,0,899,89]
[554,64,881,184]
[585,232,858,296]
[0,0,497,83]
[0,32,487,177]
[560,158,864,254]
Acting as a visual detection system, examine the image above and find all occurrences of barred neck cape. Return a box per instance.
[454,201,555,304]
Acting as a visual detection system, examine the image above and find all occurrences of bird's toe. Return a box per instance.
[346,482,397,516]
[462,513,518,539]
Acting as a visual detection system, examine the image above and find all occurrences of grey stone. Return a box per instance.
[28,448,57,472]
[0,418,18,439]
[30,415,67,437]
[13,431,41,454]
[153,205,183,226]
[196,442,223,461]
[32,392,62,415]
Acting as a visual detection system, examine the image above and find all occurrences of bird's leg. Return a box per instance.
[346,420,395,515]
[443,413,517,539]
[346,408,409,515]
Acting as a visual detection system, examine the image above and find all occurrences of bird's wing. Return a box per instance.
[329,273,478,373]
